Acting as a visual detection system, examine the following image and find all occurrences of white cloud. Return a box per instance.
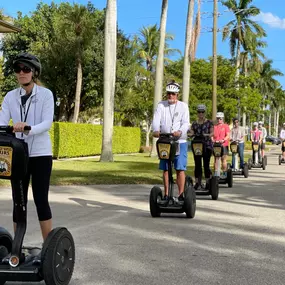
[254,12,285,29]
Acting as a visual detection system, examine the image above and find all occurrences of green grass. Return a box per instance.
[0,152,252,186]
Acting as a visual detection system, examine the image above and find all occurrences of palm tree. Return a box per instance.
[190,0,201,62]
[182,0,195,106]
[58,3,97,123]
[222,0,266,120]
[100,0,117,162]
[133,24,180,72]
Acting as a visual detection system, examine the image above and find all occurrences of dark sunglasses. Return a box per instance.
[217,117,223,120]
[197,111,205,114]
[14,66,32,74]
[167,92,177,96]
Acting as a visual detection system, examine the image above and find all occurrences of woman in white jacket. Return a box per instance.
[0,52,54,241]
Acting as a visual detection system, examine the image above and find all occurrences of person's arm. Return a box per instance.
[26,90,54,136]
[223,124,230,143]
[152,103,162,137]
[0,95,11,125]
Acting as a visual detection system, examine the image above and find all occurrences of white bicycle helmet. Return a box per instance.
[197,104,206,112]
[166,81,180,93]
[253,122,258,126]
[258,121,263,125]
[216,112,224,118]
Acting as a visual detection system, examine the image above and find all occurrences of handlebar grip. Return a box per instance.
[24,126,31,131]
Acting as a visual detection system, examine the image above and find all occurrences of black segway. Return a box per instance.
[0,126,75,285]
[149,133,196,218]
[190,134,219,200]
[213,142,233,187]
[247,141,266,170]
[230,141,249,178]
[278,140,285,165]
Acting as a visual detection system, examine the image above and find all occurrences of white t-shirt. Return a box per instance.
[152,100,190,143]
[280,129,285,140]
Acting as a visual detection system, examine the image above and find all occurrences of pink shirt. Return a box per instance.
[213,123,230,146]
[251,130,262,141]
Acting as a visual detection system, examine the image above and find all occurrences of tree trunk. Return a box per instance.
[150,0,168,157]
[182,0,194,107]
[145,122,151,147]
[72,59,82,123]
[273,110,277,137]
[100,0,117,162]
[268,111,271,135]
[235,40,241,120]
[276,108,280,137]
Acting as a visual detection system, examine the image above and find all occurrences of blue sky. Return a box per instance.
[2,0,285,88]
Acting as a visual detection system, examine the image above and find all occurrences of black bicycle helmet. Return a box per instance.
[13,52,42,78]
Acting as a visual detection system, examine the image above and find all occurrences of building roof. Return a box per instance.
[0,19,21,33]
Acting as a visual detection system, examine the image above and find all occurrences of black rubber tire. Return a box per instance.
[0,227,12,256]
[41,228,75,285]
[0,280,6,285]
[264,156,267,166]
[210,177,219,200]
[227,169,233,188]
[184,185,196,219]
[149,186,162,217]
[243,164,249,178]
[248,158,252,170]
[262,158,266,170]
[185,175,193,189]
[279,155,282,165]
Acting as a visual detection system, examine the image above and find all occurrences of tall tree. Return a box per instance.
[182,0,195,107]
[100,0,117,162]
[150,0,168,156]
[222,0,266,120]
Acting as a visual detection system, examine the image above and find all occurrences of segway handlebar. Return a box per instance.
[0,125,31,133]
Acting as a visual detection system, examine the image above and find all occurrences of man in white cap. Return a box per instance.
[258,121,267,160]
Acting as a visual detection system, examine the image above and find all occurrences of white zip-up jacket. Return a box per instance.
[152,100,190,143]
[0,84,54,157]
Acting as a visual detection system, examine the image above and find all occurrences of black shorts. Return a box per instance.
[222,146,229,156]
[261,143,265,150]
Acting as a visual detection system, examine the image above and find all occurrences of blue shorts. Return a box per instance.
[159,142,188,171]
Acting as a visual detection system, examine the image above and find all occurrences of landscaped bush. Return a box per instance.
[50,122,141,158]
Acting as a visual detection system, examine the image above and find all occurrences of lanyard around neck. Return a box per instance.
[169,103,177,130]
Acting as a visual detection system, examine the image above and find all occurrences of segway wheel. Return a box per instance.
[243,164,249,178]
[184,184,196,219]
[41,227,75,285]
[262,158,266,170]
[264,156,267,166]
[0,227,12,258]
[227,169,233,188]
[210,177,219,200]
[248,158,252,170]
[279,155,282,165]
[149,186,162,217]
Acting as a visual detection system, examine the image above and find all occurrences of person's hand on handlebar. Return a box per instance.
[153,131,160,138]
[13,122,30,135]
[173,130,182,137]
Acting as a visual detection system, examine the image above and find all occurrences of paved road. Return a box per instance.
[1,145,285,285]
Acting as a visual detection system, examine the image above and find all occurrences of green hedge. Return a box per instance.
[50,122,141,158]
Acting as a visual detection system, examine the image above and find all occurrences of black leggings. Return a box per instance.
[11,156,53,222]
[194,148,212,180]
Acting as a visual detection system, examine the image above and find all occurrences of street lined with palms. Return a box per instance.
[1,145,284,285]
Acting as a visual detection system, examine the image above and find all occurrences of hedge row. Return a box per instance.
[49,122,141,158]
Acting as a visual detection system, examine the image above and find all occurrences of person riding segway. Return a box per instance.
[248,122,265,170]
[229,118,249,178]
[188,104,219,200]
[258,121,267,166]
[150,81,196,218]
[212,112,233,187]
[278,123,285,165]
[0,53,75,285]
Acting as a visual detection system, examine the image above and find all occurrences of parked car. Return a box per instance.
[266,135,281,145]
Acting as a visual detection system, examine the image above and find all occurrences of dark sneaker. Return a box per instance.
[178,194,184,201]
[194,183,200,190]
[163,195,169,201]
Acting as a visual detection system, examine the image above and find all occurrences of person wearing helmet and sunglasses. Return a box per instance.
[212,112,230,178]
[258,121,267,160]
[279,123,285,160]
[188,104,214,190]
[230,117,245,169]
[0,52,54,242]
[251,122,263,163]
[152,80,190,201]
